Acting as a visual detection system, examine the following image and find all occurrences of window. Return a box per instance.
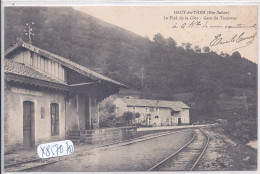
[64,69,67,83]
[155,108,159,114]
[155,115,159,119]
[147,114,151,120]
[51,62,54,75]
[41,57,45,71]
[149,107,154,112]
[51,103,59,136]
[37,56,40,68]
[40,57,44,70]
[30,51,33,66]
[171,110,180,116]
[44,59,48,72]
[55,62,59,76]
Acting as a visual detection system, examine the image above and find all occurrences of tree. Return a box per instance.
[185,42,192,50]
[166,37,177,48]
[153,33,166,45]
[202,46,210,53]
[135,113,141,118]
[231,51,241,58]
[99,101,117,128]
[220,52,225,57]
[122,111,135,126]
[194,46,201,53]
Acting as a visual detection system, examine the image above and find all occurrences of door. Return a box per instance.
[23,101,35,147]
[154,115,160,126]
[51,103,59,136]
[178,118,181,125]
[146,114,151,126]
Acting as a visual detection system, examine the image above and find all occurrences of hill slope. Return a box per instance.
[4,7,257,90]
[5,7,151,88]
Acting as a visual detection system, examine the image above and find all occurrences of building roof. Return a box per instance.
[119,98,190,111]
[5,40,127,88]
[4,59,71,91]
[5,59,66,84]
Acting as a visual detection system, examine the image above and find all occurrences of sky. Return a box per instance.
[74,6,258,63]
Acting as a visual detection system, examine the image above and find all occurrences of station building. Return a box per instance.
[4,40,128,151]
[113,98,190,126]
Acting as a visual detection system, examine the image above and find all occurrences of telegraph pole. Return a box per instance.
[24,22,34,44]
[141,66,144,87]
[141,48,145,88]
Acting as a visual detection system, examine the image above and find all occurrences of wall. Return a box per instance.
[11,49,30,65]
[172,109,190,125]
[78,94,86,130]
[4,85,66,151]
[4,82,10,146]
[77,126,137,144]
[65,94,80,132]
[113,99,190,126]
[11,49,66,82]
[66,94,99,131]
[135,107,172,126]
[156,108,172,126]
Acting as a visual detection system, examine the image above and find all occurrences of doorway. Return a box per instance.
[178,118,181,125]
[23,101,35,147]
[51,103,59,136]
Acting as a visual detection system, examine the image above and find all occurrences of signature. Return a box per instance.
[172,20,257,29]
[210,32,257,51]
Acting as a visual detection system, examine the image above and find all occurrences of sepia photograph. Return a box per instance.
[2,3,258,172]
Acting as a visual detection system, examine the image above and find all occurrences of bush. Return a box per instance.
[135,113,141,118]
[122,111,135,126]
[134,123,142,127]
[99,101,117,128]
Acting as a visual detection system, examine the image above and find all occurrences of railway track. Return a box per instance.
[148,128,209,171]
[5,129,191,172]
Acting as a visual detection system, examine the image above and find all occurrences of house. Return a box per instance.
[113,98,190,126]
[4,39,127,151]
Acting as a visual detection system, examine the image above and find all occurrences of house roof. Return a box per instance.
[5,40,127,88]
[4,59,67,85]
[4,59,72,92]
[119,98,190,111]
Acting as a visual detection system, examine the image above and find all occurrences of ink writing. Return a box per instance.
[37,140,74,159]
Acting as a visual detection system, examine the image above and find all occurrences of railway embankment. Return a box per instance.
[196,126,257,171]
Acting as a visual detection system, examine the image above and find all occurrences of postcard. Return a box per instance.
[2,3,258,173]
